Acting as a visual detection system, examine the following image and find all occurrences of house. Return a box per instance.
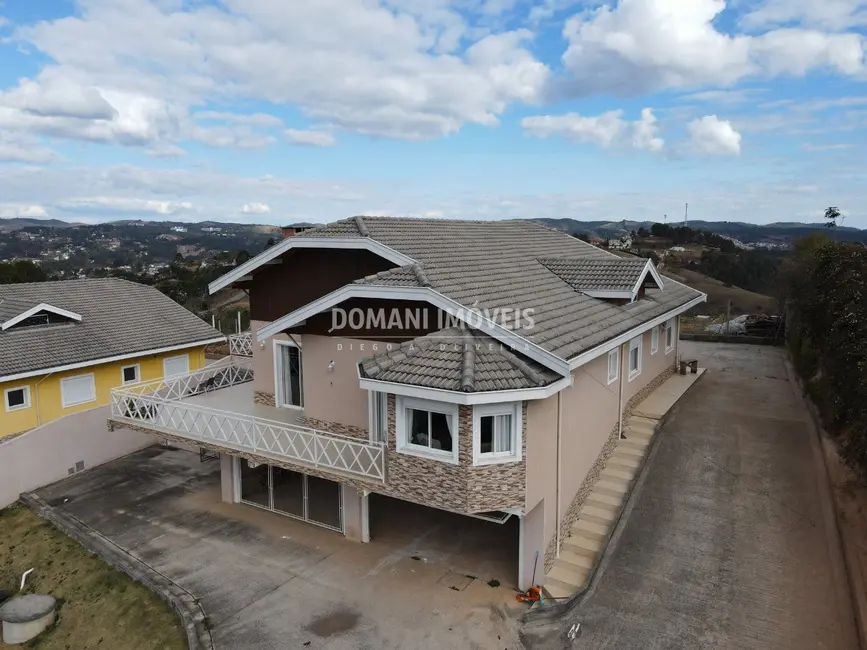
[0,279,224,439]
[107,217,705,591]
[607,236,632,250]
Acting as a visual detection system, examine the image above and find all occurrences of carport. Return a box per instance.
[368,493,520,589]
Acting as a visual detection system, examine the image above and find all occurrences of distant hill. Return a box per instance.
[535,218,867,244]
[0,217,82,231]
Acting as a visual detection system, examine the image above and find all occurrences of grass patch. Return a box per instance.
[0,505,187,650]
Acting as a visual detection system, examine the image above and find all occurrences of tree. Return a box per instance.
[824,206,841,230]
[235,249,251,265]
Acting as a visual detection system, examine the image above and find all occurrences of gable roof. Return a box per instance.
[1,302,82,331]
[0,279,224,381]
[359,328,561,393]
[538,257,663,299]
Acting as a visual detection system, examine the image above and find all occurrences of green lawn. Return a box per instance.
[0,505,187,650]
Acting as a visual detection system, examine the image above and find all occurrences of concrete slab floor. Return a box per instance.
[523,342,859,650]
[34,446,525,650]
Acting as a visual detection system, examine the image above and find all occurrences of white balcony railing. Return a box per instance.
[109,359,386,482]
[229,331,253,356]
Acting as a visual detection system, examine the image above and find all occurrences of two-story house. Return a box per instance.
[108,217,705,593]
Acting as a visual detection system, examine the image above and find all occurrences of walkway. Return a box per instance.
[525,342,859,650]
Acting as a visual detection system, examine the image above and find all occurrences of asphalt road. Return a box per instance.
[524,342,859,650]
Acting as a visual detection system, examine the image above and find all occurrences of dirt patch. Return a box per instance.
[304,608,361,638]
[0,505,186,650]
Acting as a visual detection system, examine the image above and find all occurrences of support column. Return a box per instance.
[519,500,546,591]
[341,485,370,543]
[220,454,237,504]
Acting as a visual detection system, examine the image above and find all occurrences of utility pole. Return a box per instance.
[684,203,689,227]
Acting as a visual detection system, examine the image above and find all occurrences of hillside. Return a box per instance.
[664,268,778,315]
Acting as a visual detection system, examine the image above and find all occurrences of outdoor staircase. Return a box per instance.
[541,369,706,603]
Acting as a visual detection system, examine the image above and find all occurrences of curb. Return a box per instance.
[782,359,867,650]
[20,492,214,650]
[522,369,706,625]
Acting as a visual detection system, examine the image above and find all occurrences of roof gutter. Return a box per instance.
[567,292,707,371]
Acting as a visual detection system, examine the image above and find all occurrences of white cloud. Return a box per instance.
[189,123,276,149]
[58,197,196,215]
[3,0,549,145]
[145,143,187,158]
[521,107,664,151]
[240,202,271,214]
[740,0,867,31]
[687,115,742,155]
[0,204,49,218]
[194,111,284,127]
[0,131,58,163]
[560,0,866,96]
[284,129,336,147]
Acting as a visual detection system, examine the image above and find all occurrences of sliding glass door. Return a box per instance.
[237,459,342,531]
[276,342,303,408]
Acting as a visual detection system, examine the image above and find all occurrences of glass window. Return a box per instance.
[666,318,675,351]
[480,414,513,455]
[407,407,453,452]
[651,326,659,354]
[5,386,30,411]
[370,392,388,443]
[277,343,303,408]
[607,348,619,384]
[122,364,140,385]
[628,336,642,379]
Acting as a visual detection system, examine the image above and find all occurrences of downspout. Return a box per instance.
[33,372,54,427]
[556,390,563,558]
[618,342,626,439]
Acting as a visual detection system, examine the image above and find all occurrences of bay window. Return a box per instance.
[396,396,459,463]
[473,402,522,465]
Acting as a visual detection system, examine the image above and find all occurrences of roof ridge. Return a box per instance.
[460,330,476,392]
[412,264,431,287]
[354,215,370,237]
[494,340,547,386]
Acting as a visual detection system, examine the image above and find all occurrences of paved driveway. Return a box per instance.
[35,448,524,650]
[525,342,859,650]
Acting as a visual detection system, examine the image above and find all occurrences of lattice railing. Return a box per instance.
[110,359,386,482]
[229,331,253,356]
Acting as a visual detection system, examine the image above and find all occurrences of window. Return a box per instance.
[121,363,140,385]
[473,402,522,465]
[396,397,459,463]
[628,336,642,380]
[61,373,96,408]
[163,354,190,379]
[651,326,659,355]
[665,318,676,353]
[275,341,303,408]
[607,348,620,385]
[4,386,31,412]
[369,391,388,443]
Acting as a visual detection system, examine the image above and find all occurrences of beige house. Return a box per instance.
[108,217,705,591]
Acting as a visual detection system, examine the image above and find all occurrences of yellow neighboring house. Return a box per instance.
[0,278,224,439]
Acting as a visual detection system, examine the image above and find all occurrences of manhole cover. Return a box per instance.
[437,571,474,591]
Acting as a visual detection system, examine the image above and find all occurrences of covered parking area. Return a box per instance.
[33,445,525,649]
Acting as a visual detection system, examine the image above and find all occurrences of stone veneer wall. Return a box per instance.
[381,396,527,514]
[543,363,676,571]
[253,391,276,407]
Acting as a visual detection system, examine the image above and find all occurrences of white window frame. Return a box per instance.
[273,339,304,410]
[60,373,97,408]
[4,385,31,412]
[368,390,388,443]
[651,326,659,355]
[472,402,522,466]
[163,354,190,379]
[607,348,620,385]
[121,363,141,386]
[628,336,642,381]
[395,395,459,464]
[665,318,676,353]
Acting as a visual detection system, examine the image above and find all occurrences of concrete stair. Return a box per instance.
[540,367,706,605]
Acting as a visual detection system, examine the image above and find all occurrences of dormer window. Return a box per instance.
[539,257,664,303]
[0,303,82,331]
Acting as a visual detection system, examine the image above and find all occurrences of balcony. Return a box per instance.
[108,358,386,483]
[228,331,253,356]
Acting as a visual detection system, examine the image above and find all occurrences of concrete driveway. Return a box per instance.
[35,447,525,650]
[525,342,859,650]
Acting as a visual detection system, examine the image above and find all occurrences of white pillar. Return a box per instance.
[341,485,370,543]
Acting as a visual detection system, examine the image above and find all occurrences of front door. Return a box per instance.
[276,342,303,408]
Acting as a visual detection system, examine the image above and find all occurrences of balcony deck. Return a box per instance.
[109,359,385,483]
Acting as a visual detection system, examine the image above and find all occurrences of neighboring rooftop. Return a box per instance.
[359,328,560,393]
[0,279,222,380]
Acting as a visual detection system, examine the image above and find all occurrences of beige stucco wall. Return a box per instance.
[0,406,153,508]
[524,319,679,569]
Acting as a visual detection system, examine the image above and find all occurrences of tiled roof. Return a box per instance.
[0,279,223,379]
[359,328,560,392]
[298,217,703,362]
[538,257,650,293]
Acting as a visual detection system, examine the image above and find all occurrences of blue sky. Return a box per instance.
[0,0,866,227]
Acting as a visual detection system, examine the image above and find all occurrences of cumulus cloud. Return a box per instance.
[145,143,187,158]
[240,202,271,214]
[0,131,58,164]
[284,129,336,147]
[0,204,50,218]
[560,0,866,96]
[739,0,867,31]
[687,115,742,155]
[2,0,549,146]
[521,107,664,151]
[58,197,196,215]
